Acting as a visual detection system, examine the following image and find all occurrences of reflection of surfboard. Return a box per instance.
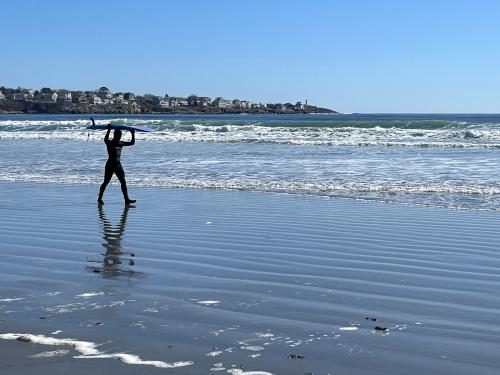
[87,124,153,132]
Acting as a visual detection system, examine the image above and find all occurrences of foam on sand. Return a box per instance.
[76,291,106,298]
[31,349,70,358]
[0,333,194,368]
[198,300,221,306]
[240,346,265,351]
[226,370,274,375]
[339,326,358,331]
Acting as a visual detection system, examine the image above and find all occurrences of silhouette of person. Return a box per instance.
[94,118,136,205]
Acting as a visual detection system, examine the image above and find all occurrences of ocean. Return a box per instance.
[1,113,500,210]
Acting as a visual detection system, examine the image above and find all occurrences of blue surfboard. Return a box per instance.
[87,124,153,132]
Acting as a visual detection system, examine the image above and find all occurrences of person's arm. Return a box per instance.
[104,123,112,144]
[123,129,135,146]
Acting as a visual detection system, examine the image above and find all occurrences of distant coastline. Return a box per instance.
[0,86,336,115]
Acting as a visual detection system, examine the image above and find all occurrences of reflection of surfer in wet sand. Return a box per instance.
[93,204,137,277]
[93,118,136,205]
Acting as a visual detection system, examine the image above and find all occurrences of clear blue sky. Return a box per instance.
[3,0,500,113]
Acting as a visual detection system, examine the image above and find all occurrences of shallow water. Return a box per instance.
[2,113,500,210]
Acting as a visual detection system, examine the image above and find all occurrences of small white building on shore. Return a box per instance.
[169,97,188,107]
[56,90,72,104]
[213,97,233,109]
[240,100,251,109]
[197,96,212,106]
[88,94,103,105]
[160,98,170,108]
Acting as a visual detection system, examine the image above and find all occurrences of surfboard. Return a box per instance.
[86,124,153,132]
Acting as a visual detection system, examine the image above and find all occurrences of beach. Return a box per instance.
[4,0,500,371]
[1,182,500,374]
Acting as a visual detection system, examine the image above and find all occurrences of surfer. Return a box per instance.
[95,119,136,205]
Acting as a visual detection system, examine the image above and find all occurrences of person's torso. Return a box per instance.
[106,140,123,164]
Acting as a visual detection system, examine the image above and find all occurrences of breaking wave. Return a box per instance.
[2,117,500,148]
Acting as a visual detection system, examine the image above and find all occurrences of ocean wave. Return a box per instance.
[2,118,500,148]
[0,117,490,130]
[2,128,500,148]
[1,175,499,210]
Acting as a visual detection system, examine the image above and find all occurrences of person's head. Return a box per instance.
[114,129,122,140]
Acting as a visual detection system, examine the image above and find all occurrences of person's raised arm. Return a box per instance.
[123,129,135,146]
[104,123,112,144]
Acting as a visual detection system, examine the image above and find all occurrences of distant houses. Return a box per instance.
[56,90,72,104]
[169,97,189,107]
[0,85,328,114]
[213,97,233,109]
[12,92,27,101]
[233,99,251,109]
[39,87,57,102]
[159,97,170,108]
[124,92,135,101]
[188,95,212,107]
[88,94,103,105]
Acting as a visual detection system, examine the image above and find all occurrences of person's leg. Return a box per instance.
[115,165,135,204]
[98,163,114,204]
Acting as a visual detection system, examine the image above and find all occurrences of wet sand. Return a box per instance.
[1,182,500,374]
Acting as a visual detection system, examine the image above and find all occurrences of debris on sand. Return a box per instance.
[16,335,32,342]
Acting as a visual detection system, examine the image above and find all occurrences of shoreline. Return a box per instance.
[0,179,493,214]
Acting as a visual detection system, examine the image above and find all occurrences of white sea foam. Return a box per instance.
[2,174,500,197]
[75,353,194,368]
[339,327,358,331]
[31,349,70,358]
[226,370,274,375]
[256,333,274,338]
[0,333,193,368]
[76,292,105,298]
[240,346,265,351]
[198,300,221,306]
[0,333,101,355]
[1,173,500,211]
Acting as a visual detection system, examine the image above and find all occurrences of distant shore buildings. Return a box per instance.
[0,85,334,114]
